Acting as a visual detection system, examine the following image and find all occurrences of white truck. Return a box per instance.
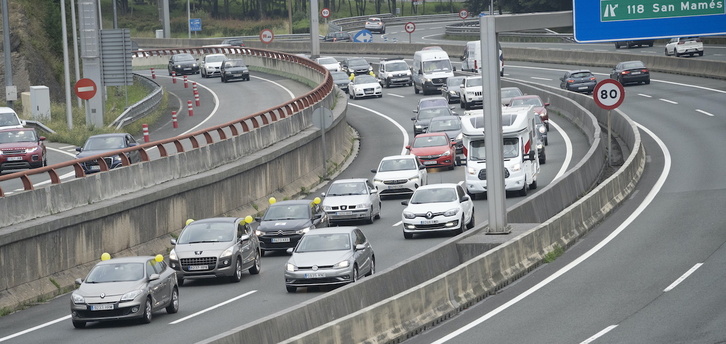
[460,106,540,199]
[411,48,455,95]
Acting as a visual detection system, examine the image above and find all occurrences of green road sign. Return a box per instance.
[601,0,725,22]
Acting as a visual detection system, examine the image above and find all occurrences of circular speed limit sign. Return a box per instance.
[259,29,274,44]
[405,22,416,33]
[459,9,469,19]
[321,8,331,18]
[593,79,625,110]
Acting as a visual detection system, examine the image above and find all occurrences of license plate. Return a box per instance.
[421,220,438,224]
[631,71,641,75]
[271,237,290,243]
[7,157,22,161]
[337,211,353,215]
[423,161,437,165]
[578,86,588,90]
[388,185,403,189]
[304,273,326,278]
[233,73,241,77]
[90,304,114,311]
[90,165,100,171]
[188,265,208,271]
[183,67,191,70]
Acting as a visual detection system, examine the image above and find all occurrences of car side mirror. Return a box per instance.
[462,195,470,202]
[321,192,326,197]
[240,234,250,242]
[148,274,160,281]
[355,244,366,251]
[314,214,323,220]
[544,103,550,107]
[75,147,82,152]
[370,188,378,194]
[371,169,377,173]
[401,200,409,206]
[405,145,411,151]
[75,278,83,286]
[560,77,564,81]
[411,117,416,121]
[170,238,177,245]
[39,136,47,141]
[254,217,261,222]
[419,165,426,170]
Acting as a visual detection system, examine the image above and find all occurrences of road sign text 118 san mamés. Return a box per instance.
[601,0,724,21]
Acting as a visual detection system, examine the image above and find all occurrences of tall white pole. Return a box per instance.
[61,0,73,129]
[2,0,14,108]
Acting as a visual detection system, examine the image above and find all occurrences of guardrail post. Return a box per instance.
[172,111,178,128]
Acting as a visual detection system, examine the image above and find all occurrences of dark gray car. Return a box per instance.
[442,76,464,104]
[255,199,329,255]
[427,116,463,153]
[331,71,350,94]
[411,105,457,135]
[560,70,597,93]
[75,133,141,174]
[221,58,250,82]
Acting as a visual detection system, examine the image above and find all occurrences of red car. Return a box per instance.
[406,132,456,170]
[0,128,47,173]
[509,94,550,131]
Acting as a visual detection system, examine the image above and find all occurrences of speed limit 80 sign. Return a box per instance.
[593,79,625,110]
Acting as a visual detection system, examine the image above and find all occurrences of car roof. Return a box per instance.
[567,69,592,73]
[95,256,155,265]
[187,217,239,225]
[205,53,225,58]
[87,133,130,139]
[331,178,368,184]
[415,183,459,191]
[303,226,359,235]
[0,127,35,133]
[368,17,381,20]
[381,154,417,161]
[511,94,540,99]
[270,199,313,206]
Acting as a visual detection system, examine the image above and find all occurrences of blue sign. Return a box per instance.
[189,18,202,32]
[353,29,373,43]
[573,0,726,43]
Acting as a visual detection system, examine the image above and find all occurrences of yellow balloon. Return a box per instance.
[185,219,195,226]
[313,197,321,205]
[269,197,277,204]
[155,254,164,262]
[101,252,111,261]
[244,215,254,224]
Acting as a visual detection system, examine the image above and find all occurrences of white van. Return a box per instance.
[412,49,454,95]
[0,107,25,130]
[461,40,504,77]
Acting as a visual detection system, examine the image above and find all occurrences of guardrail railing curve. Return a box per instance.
[0,47,333,197]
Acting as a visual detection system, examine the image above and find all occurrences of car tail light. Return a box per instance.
[621,71,631,75]
[567,79,574,83]
[641,69,649,73]
[589,77,596,81]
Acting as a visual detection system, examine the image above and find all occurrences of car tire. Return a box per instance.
[140,297,152,324]
[286,285,297,293]
[403,231,413,239]
[367,258,375,276]
[614,42,620,49]
[352,266,359,283]
[464,101,471,110]
[378,94,383,98]
[545,137,549,146]
[645,79,650,85]
[540,154,546,164]
[229,257,242,283]
[675,51,681,57]
[698,51,704,56]
[366,207,374,224]
[466,208,475,229]
[375,203,381,219]
[349,92,354,99]
[260,249,266,257]
[166,287,179,314]
[519,182,528,197]
[201,72,206,78]
[414,85,420,94]
[453,215,464,235]
[249,251,261,274]
[530,178,538,190]
[385,79,390,88]
[72,320,86,329]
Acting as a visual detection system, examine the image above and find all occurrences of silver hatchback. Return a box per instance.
[322,178,381,224]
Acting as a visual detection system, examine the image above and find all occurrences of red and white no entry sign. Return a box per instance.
[75,78,97,100]
[259,29,274,44]
[321,8,331,18]
[459,9,469,19]
[593,79,625,110]
[405,22,416,34]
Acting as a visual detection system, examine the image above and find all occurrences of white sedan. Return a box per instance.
[348,75,383,99]
[401,182,474,239]
[315,57,341,72]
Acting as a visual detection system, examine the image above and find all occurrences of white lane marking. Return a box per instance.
[659,98,678,104]
[629,189,639,200]
[549,120,572,181]
[393,221,402,227]
[432,122,671,343]
[663,263,703,292]
[389,93,405,98]
[0,315,70,342]
[58,145,76,150]
[169,290,257,325]
[349,103,409,155]
[638,93,652,98]
[696,109,714,117]
[531,77,552,81]
[581,325,618,344]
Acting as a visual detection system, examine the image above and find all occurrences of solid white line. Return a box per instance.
[695,109,714,117]
[389,93,405,98]
[58,145,76,149]
[349,103,409,155]
[637,93,652,98]
[432,122,670,343]
[580,325,618,344]
[549,120,572,182]
[663,263,703,292]
[0,315,70,343]
[393,221,402,227]
[169,290,257,325]
[531,77,552,81]
[659,98,678,104]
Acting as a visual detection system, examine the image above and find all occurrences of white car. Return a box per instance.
[322,178,381,224]
[348,74,382,99]
[371,155,428,198]
[315,57,341,72]
[201,54,226,78]
[665,37,704,57]
[400,182,475,239]
[364,17,385,34]
[0,107,25,130]
[460,76,483,110]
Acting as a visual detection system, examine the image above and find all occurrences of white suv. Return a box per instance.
[371,155,427,198]
[0,107,25,130]
[377,58,412,88]
[665,37,704,57]
[400,182,475,239]
[460,76,483,110]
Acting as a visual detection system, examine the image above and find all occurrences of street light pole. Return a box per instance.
[2,0,15,108]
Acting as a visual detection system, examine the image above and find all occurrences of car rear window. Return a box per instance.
[571,72,592,78]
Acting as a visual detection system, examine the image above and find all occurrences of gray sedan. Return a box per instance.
[284,227,375,292]
[322,178,381,224]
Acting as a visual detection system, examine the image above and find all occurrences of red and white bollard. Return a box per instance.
[183,75,188,88]
[142,124,150,142]
[192,82,198,94]
[187,100,194,117]
[172,111,178,129]
[172,71,177,84]
[194,92,200,107]
[150,67,156,79]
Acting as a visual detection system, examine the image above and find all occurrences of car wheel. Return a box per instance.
[385,79,390,88]
[614,42,620,49]
[166,287,179,314]
[140,297,152,324]
[249,251,261,274]
[375,202,381,219]
[414,85,420,94]
[530,178,538,190]
[545,137,549,146]
[349,92,354,99]
[260,249,266,257]
[645,79,650,85]
[286,285,297,293]
[464,101,471,110]
[378,94,383,98]
[664,48,669,56]
[352,265,359,283]
[177,277,184,286]
[201,71,206,78]
[453,215,464,235]
[229,257,242,283]
[403,231,413,239]
[72,320,86,329]
[519,182,528,197]
[675,51,681,57]
[698,51,704,56]
[466,208,475,229]
[366,207,374,224]
[366,258,375,276]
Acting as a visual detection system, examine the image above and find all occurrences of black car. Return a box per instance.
[411,106,457,136]
[75,133,141,174]
[442,76,464,104]
[610,60,650,85]
[168,53,199,76]
[614,40,654,49]
[323,31,352,42]
[560,70,597,94]
[331,71,351,94]
[220,59,250,82]
[254,199,328,255]
[342,57,373,76]
[220,38,245,47]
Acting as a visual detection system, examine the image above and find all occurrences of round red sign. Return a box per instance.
[75,78,97,100]
[259,29,274,44]
[405,22,416,34]
[321,8,331,18]
[593,79,625,110]
[459,9,469,19]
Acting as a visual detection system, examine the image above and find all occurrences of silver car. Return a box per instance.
[169,217,261,285]
[70,255,179,328]
[284,227,375,292]
[322,178,381,224]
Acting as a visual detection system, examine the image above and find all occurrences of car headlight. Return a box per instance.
[296,227,311,235]
[192,63,198,67]
[424,78,431,83]
[403,211,416,219]
[71,293,85,304]
[120,289,143,302]
[25,146,38,153]
[220,246,234,258]
[408,176,419,182]
[467,167,477,175]
[511,163,522,172]
[169,249,177,260]
[373,178,383,184]
[176,64,181,69]
[449,90,457,95]
[537,143,543,149]
[323,205,333,211]
[286,263,297,272]
[443,208,460,217]
[539,126,546,134]
[375,86,382,91]
[357,203,369,209]
[414,124,423,129]
[441,151,451,156]
[334,260,350,268]
[255,230,264,236]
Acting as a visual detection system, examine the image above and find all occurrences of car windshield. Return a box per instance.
[85,262,144,283]
[177,222,235,244]
[175,54,195,62]
[327,182,367,196]
[413,135,448,148]
[465,78,482,87]
[224,60,246,68]
[332,72,349,83]
[447,77,464,87]
[317,57,337,64]
[0,112,21,127]
[379,158,417,172]
[503,137,519,159]
[0,130,36,143]
[205,55,226,63]
[386,61,409,71]
[410,187,457,204]
[570,71,592,78]
[84,136,125,150]
[622,61,645,69]
[348,59,369,68]
[296,233,351,252]
[428,118,461,132]
[418,107,451,120]
[510,97,543,107]
[419,98,448,109]
[470,140,486,161]
[354,75,377,84]
[501,88,522,98]
[422,60,452,73]
[263,204,309,221]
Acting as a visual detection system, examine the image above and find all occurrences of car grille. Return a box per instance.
[363,88,375,94]
[432,78,446,84]
[180,256,217,267]
[473,91,482,96]
[383,179,408,185]
[259,229,298,236]
[477,168,509,180]
[1,148,25,154]
[413,211,445,218]
[297,264,335,270]
[84,157,114,167]
[409,220,459,230]
[329,205,359,210]
[75,305,135,319]
[419,155,440,159]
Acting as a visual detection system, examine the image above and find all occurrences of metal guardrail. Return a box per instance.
[444,21,575,41]
[110,73,163,129]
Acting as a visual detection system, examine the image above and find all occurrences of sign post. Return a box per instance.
[321,7,330,29]
[404,22,416,44]
[593,79,625,166]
